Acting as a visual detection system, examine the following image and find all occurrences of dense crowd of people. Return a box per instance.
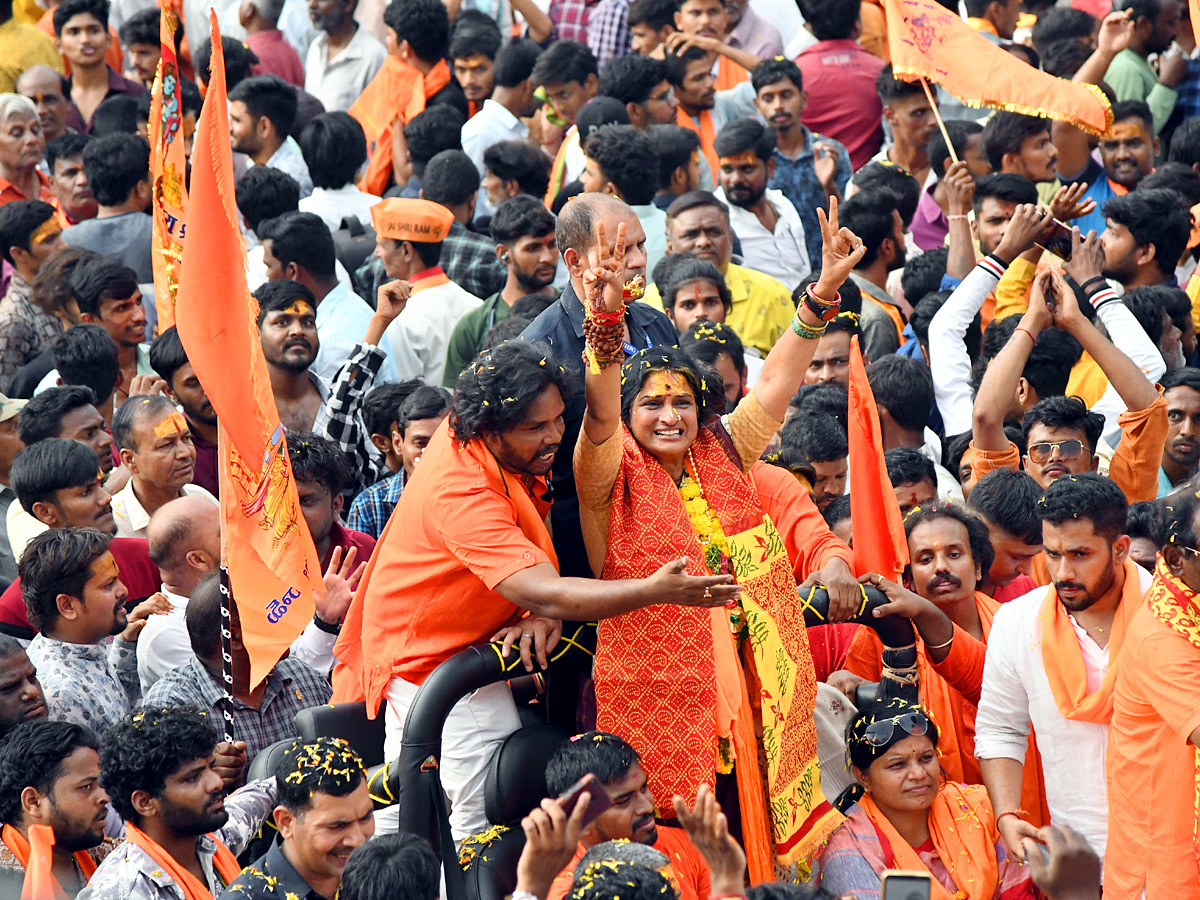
[0,0,1196,895]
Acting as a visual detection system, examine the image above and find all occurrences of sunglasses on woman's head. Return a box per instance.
[1027,439,1085,464]
[862,712,929,747]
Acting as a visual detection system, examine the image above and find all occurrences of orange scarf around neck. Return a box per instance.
[1039,557,1141,723]
[6,823,91,900]
[676,107,718,185]
[860,783,1000,900]
[124,823,241,900]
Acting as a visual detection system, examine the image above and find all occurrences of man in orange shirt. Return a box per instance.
[544,731,711,900]
[1105,488,1200,900]
[970,267,1167,506]
[331,338,738,842]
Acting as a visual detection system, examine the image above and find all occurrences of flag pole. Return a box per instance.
[921,77,959,165]
[218,566,236,745]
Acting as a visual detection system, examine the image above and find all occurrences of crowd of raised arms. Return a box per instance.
[0,0,1198,895]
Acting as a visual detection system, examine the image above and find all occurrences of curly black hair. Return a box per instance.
[903,500,995,583]
[0,720,99,826]
[100,706,218,824]
[451,340,576,442]
[286,432,351,496]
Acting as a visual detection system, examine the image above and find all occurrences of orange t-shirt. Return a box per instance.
[0,169,55,208]
[331,420,557,712]
[547,827,711,900]
[967,393,1168,506]
[1105,603,1200,900]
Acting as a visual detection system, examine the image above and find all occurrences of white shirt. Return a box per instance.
[251,136,314,199]
[111,482,217,539]
[314,281,394,382]
[462,99,530,222]
[630,203,668,284]
[300,183,382,231]
[716,187,811,289]
[973,566,1153,860]
[304,26,387,113]
[246,243,352,291]
[383,278,483,386]
[5,501,46,566]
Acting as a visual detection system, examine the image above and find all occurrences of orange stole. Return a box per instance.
[714,56,749,91]
[5,823,93,900]
[860,783,1001,900]
[1040,557,1142,723]
[352,57,451,195]
[594,426,838,878]
[676,107,718,186]
[124,823,241,900]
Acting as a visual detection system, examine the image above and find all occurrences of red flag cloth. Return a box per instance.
[148,6,189,331]
[883,0,1112,135]
[20,825,57,900]
[847,335,909,580]
[175,13,323,689]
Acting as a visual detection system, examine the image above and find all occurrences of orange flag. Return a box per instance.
[175,13,323,689]
[148,6,189,332]
[1193,0,1200,55]
[20,825,55,900]
[884,0,1112,135]
[847,335,909,581]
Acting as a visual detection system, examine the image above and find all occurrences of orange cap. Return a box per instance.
[370,198,455,243]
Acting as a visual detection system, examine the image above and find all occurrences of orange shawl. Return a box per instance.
[676,107,718,186]
[124,823,241,900]
[595,426,838,879]
[714,56,749,92]
[7,823,91,900]
[860,784,1000,900]
[352,57,452,195]
[1144,556,1200,880]
[1040,557,1142,723]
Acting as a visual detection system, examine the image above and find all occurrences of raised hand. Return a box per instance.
[120,592,173,642]
[1025,267,1057,334]
[515,794,593,900]
[376,279,412,321]
[813,142,840,191]
[312,545,366,628]
[672,785,746,896]
[1061,226,1104,285]
[1096,9,1134,57]
[1046,267,1086,333]
[582,220,629,314]
[814,196,866,296]
[942,160,975,217]
[128,374,168,398]
[995,203,1054,261]
[1048,182,1095,222]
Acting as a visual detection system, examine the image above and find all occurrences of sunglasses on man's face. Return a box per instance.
[1027,439,1086,465]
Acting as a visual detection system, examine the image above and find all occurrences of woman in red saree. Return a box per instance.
[573,199,864,880]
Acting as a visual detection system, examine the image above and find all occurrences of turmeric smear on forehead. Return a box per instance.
[152,411,188,439]
[640,370,693,399]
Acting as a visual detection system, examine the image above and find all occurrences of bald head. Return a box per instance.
[147,495,221,596]
[558,193,648,300]
[16,66,68,143]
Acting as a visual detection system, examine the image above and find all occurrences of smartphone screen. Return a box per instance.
[1036,219,1074,261]
[556,774,614,828]
[881,871,932,900]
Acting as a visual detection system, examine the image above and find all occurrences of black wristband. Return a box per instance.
[1080,276,1108,293]
[312,613,341,635]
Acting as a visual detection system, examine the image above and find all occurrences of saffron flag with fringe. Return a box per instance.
[148,5,188,330]
[883,0,1112,135]
[175,13,323,690]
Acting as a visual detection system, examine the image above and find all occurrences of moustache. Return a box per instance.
[927,573,962,591]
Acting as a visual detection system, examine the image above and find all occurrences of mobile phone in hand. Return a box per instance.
[881,870,932,900]
[556,774,613,829]
[1036,218,1074,261]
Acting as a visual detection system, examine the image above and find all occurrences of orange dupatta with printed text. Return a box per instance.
[1144,556,1200,880]
[594,425,839,881]
[1040,557,1142,723]
[860,783,1001,900]
[125,823,240,900]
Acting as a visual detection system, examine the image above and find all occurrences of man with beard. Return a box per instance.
[713,117,811,290]
[228,75,312,199]
[0,720,114,897]
[542,732,712,900]
[975,473,1149,864]
[82,704,278,899]
[1103,0,1185,135]
[444,196,558,387]
[21,527,168,731]
[1099,187,1192,291]
[303,0,385,113]
[835,502,1049,817]
[1158,367,1200,494]
[1073,101,1157,236]
[331,336,735,841]
[148,328,218,498]
[46,134,98,229]
[254,281,327,434]
[0,637,48,739]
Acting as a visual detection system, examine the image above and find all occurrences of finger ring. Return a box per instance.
[703,588,711,599]
[521,633,532,639]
